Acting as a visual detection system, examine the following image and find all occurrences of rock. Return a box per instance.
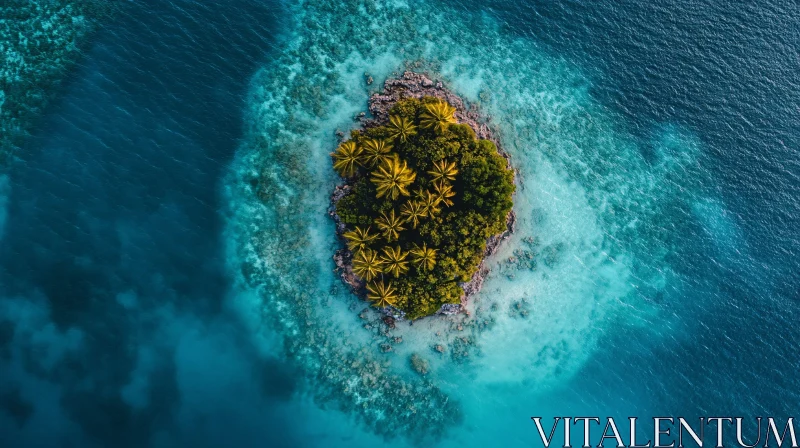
[410,354,429,375]
[434,344,445,353]
[333,249,363,292]
[436,303,462,315]
[363,71,501,141]
[330,184,351,204]
[382,315,396,329]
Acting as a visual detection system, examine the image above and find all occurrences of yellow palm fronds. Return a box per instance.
[362,138,393,167]
[433,181,455,207]
[343,226,378,252]
[331,141,363,177]
[380,246,410,277]
[366,280,398,307]
[370,156,416,200]
[410,243,437,271]
[420,101,457,133]
[400,201,425,228]
[374,209,406,241]
[420,190,442,216]
[352,249,383,281]
[387,115,417,142]
[427,159,458,184]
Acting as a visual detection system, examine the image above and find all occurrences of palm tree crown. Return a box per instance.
[410,243,437,271]
[433,181,455,207]
[400,201,425,228]
[420,101,457,133]
[387,115,417,142]
[370,156,417,200]
[352,249,383,281]
[367,280,398,308]
[375,209,406,241]
[427,159,458,184]
[362,138,393,167]
[343,226,378,252]
[331,141,363,178]
[380,246,410,277]
[420,190,443,216]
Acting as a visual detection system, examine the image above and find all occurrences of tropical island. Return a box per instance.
[330,72,515,319]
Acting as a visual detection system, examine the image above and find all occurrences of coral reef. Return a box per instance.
[0,0,109,163]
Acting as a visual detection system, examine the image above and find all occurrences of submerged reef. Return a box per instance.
[227,0,707,441]
[330,72,515,319]
[0,0,109,163]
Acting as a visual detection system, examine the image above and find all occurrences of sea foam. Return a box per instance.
[224,0,711,442]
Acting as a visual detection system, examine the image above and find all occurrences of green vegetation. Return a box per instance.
[332,96,515,319]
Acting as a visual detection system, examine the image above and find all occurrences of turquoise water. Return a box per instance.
[0,1,102,160]
[225,0,715,443]
[1,0,798,446]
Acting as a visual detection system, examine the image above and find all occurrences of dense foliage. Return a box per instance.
[332,96,514,319]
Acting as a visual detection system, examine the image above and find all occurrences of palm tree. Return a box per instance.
[400,201,425,228]
[410,243,437,271]
[427,159,458,184]
[331,141,363,177]
[420,100,457,133]
[433,181,455,207]
[362,138,393,167]
[420,190,442,216]
[380,246,410,277]
[370,156,416,200]
[387,115,417,142]
[343,226,378,252]
[352,249,383,281]
[366,280,398,308]
[375,209,405,241]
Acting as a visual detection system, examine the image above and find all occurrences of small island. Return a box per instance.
[330,73,515,319]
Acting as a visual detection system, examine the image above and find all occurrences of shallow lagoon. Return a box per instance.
[225,0,716,444]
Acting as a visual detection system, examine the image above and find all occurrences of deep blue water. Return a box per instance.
[491,0,800,419]
[1,0,798,446]
[481,0,800,419]
[0,2,301,446]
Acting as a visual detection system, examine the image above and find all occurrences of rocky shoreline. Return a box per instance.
[329,71,516,319]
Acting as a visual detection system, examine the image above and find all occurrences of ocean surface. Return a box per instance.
[1,0,798,447]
